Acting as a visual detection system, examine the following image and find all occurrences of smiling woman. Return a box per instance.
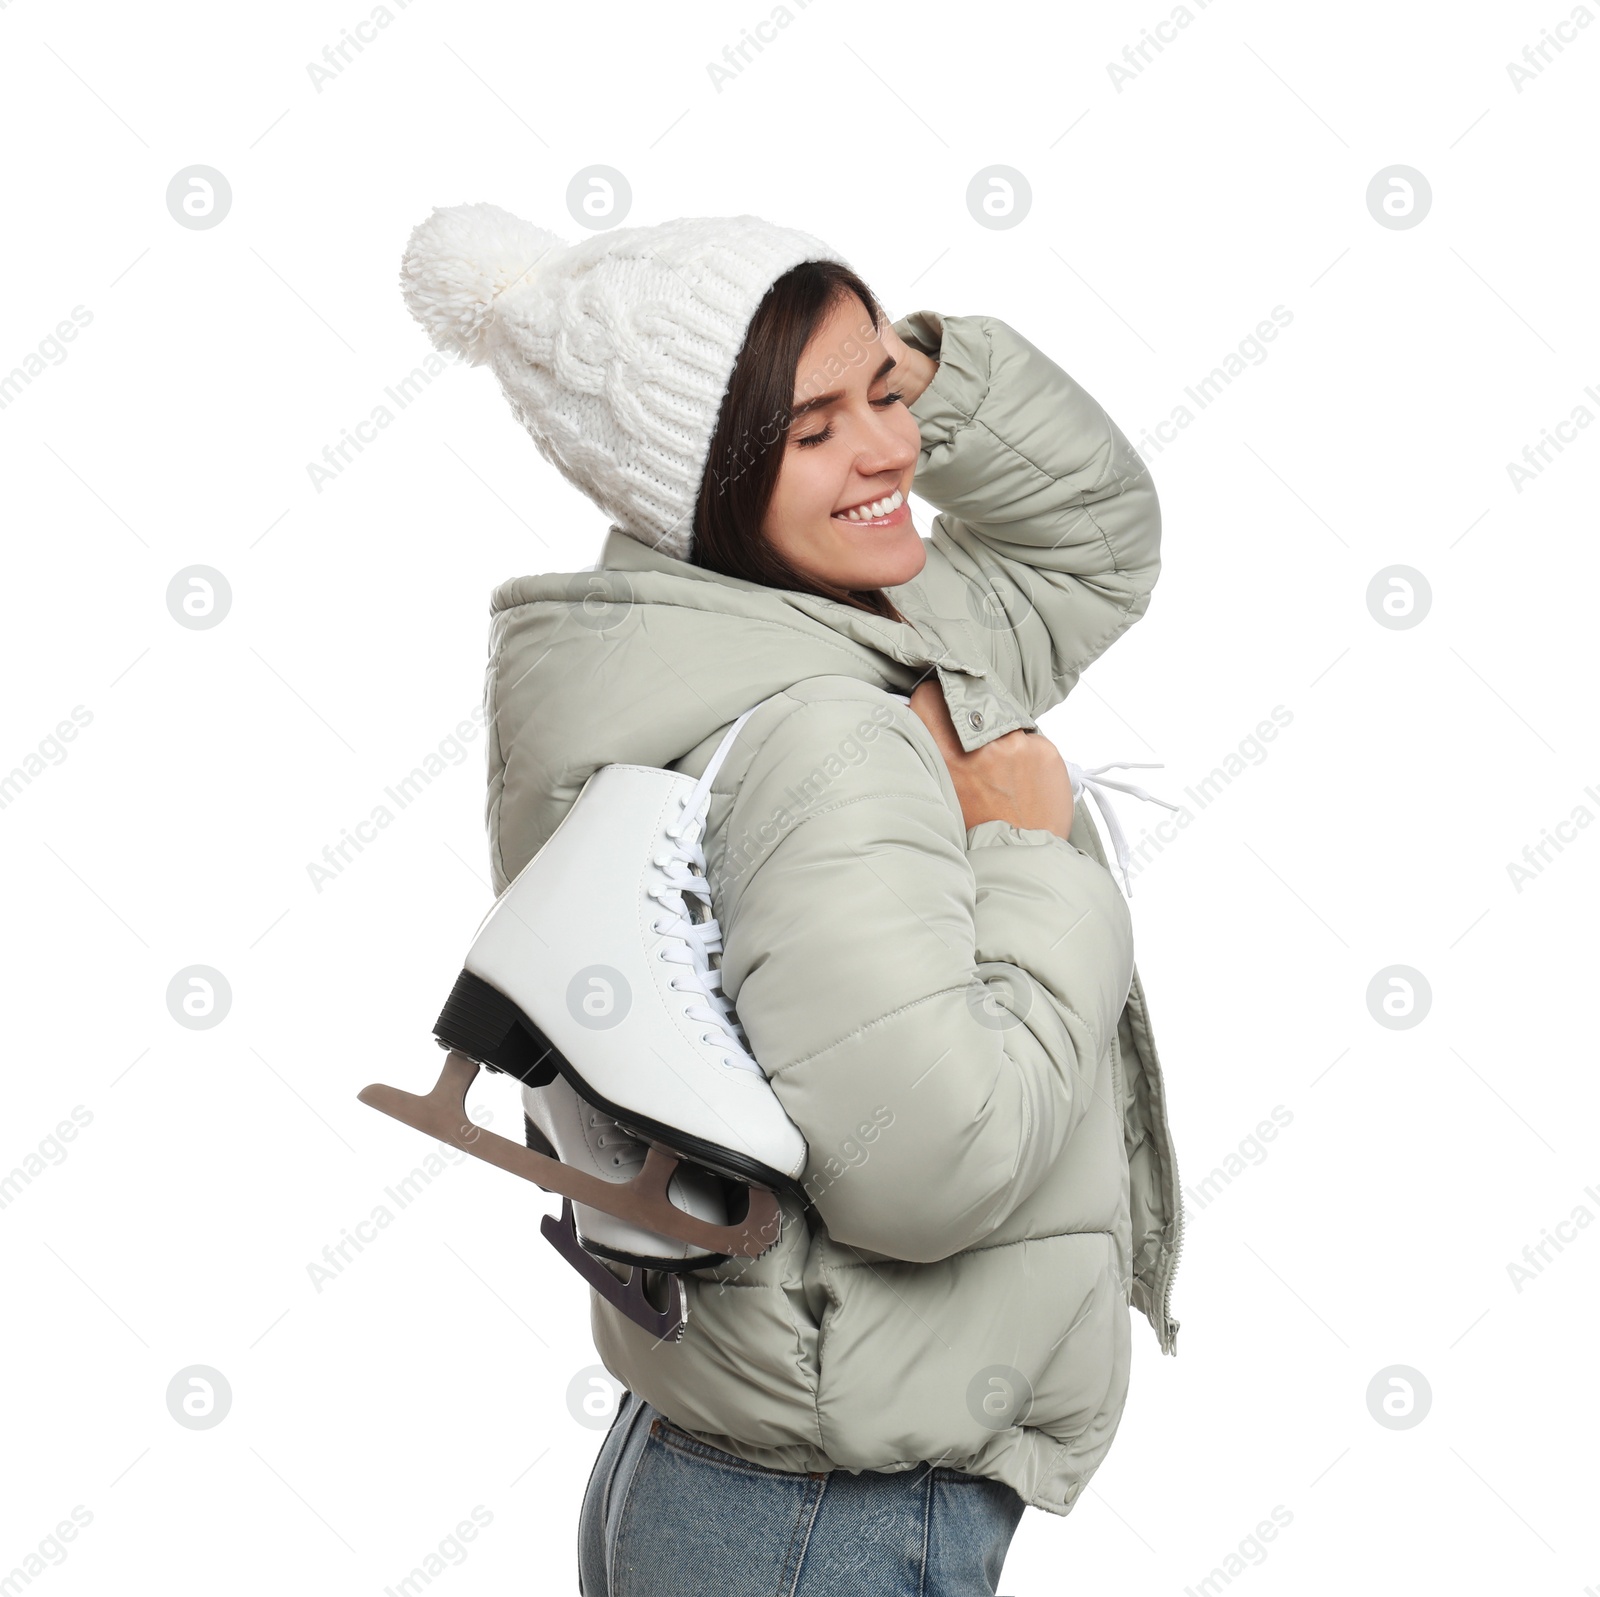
[398,201,1177,1597]
[690,260,938,619]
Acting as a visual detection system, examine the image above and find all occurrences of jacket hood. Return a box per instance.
[483,525,993,893]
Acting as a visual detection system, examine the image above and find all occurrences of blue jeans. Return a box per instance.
[578,1390,1026,1596]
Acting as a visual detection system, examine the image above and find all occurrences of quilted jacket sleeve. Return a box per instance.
[889,310,1161,721]
[714,688,1135,1265]
[713,312,1157,1264]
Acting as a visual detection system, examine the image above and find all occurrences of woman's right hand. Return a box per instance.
[909,681,1075,841]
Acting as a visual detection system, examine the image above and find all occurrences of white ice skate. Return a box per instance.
[519,1072,733,1273]
[357,702,805,1338]
[431,700,808,1198]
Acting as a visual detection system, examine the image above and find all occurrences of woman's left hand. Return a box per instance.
[909,681,1075,840]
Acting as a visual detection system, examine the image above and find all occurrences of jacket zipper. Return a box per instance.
[1157,1143,1184,1353]
[1054,798,1183,1351]
[1129,966,1183,1354]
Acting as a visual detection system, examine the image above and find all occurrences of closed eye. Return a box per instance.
[795,391,905,449]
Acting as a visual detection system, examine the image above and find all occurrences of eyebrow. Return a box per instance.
[789,355,897,421]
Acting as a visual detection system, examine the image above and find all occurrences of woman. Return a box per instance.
[401,206,1184,1596]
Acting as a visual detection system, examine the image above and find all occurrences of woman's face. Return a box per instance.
[761,292,927,593]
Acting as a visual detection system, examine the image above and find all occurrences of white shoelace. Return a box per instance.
[650,707,765,1075]
[1064,760,1182,897]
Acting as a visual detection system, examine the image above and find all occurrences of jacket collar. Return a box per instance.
[595,524,988,681]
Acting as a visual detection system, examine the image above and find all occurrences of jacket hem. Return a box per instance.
[662,1417,1098,1517]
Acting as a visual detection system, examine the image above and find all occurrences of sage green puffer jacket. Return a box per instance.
[482,309,1184,1516]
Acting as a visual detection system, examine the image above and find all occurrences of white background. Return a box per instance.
[2,0,1596,1592]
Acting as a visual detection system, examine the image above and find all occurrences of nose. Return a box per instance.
[850,404,918,476]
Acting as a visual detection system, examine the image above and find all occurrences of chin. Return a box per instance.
[844,531,927,591]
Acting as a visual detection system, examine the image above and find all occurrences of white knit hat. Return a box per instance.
[399,203,852,559]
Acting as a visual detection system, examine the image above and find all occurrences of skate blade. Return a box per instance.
[541,1197,688,1342]
[357,1051,783,1260]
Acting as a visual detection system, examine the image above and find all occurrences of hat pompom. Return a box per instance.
[400,202,567,366]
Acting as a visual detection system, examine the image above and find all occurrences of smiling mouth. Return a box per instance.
[831,486,907,525]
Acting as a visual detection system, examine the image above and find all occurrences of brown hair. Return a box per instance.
[689,260,908,623]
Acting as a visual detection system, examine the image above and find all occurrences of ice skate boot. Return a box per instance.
[357,703,803,1288]
[431,702,808,1200]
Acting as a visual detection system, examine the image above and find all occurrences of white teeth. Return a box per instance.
[837,487,904,522]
